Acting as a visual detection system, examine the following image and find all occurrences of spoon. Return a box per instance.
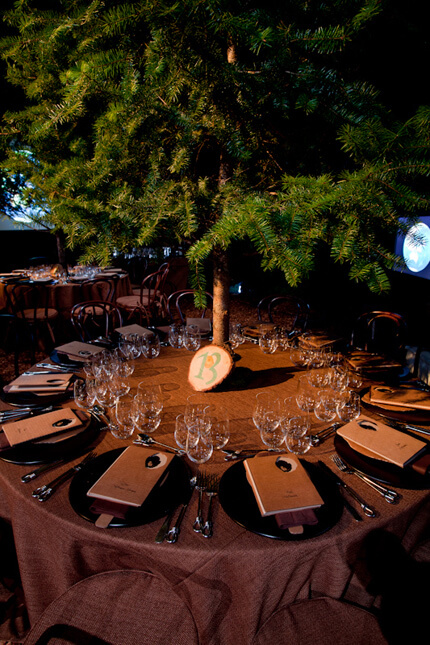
[134,433,185,455]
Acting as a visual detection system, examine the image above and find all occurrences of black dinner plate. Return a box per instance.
[360,387,430,426]
[69,449,190,528]
[219,459,343,540]
[0,411,102,465]
[50,349,86,369]
[1,383,73,408]
[334,434,430,490]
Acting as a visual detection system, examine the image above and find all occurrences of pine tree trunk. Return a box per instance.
[212,246,230,345]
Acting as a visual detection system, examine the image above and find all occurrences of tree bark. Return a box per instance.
[212,246,230,345]
[55,229,67,268]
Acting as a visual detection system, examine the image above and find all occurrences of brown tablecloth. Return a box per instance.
[1,344,430,644]
[0,274,132,318]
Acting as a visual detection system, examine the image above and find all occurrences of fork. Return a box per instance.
[193,471,208,533]
[32,451,97,501]
[331,455,401,504]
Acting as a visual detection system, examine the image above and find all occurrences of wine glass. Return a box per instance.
[229,323,244,349]
[258,327,277,354]
[252,392,276,431]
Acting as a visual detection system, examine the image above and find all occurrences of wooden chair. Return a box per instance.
[4,282,59,363]
[167,289,213,325]
[257,294,310,334]
[80,277,116,303]
[70,301,123,343]
[116,263,170,325]
[350,311,407,358]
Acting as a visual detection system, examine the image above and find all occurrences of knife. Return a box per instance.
[317,460,376,519]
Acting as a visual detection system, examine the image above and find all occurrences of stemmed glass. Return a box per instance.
[296,374,317,413]
[183,324,201,351]
[252,393,283,450]
[314,388,338,423]
[168,323,184,349]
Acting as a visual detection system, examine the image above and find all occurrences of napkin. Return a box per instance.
[337,414,427,468]
[87,446,174,507]
[4,373,73,393]
[114,324,152,338]
[369,385,430,411]
[1,408,84,447]
[186,318,212,335]
[344,351,402,372]
[244,454,323,517]
[55,341,104,361]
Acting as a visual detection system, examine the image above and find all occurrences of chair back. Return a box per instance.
[138,263,170,307]
[5,282,56,322]
[350,310,407,357]
[258,294,309,333]
[80,278,116,303]
[70,301,123,342]
[23,569,199,645]
[167,289,213,324]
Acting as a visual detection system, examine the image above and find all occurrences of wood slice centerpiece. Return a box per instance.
[188,344,234,392]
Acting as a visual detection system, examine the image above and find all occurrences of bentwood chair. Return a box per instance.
[257,294,310,335]
[116,264,170,325]
[70,301,123,343]
[350,311,407,358]
[80,277,116,303]
[4,282,59,363]
[167,289,214,325]
[23,569,198,645]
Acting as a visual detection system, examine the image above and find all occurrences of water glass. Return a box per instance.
[296,375,317,412]
[183,324,201,351]
[204,406,230,450]
[115,395,136,438]
[168,323,184,349]
[285,416,312,455]
[229,323,245,349]
[73,378,97,410]
[185,429,213,464]
[252,392,279,431]
[337,390,361,423]
[259,412,285,450]
[258,328,277,354]
[142,333,161,359]
[314,388,338,422]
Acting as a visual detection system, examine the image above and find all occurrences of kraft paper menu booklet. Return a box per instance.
[4,373,73,393]
[369,385,430,411]
[114,324,152,337]
[2,408,84,447]
[244,454,323,517]
[337,414,427,467]
[55,341,104,361]
[87,446,174,507]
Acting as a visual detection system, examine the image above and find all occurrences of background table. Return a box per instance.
[1,344,429,644]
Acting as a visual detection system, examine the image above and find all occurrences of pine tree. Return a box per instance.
[1,0,429,342]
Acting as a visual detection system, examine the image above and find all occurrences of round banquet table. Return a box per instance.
[1,343,430,645]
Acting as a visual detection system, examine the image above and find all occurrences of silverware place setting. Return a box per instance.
[32,451,97,501]
[331,454,401,504]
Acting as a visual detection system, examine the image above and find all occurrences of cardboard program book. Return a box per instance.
[337,414,427,468]
[87,446,174,507]
[369,385,430,411]
[244,454,323,517]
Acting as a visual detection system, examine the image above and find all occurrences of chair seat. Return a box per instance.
[19,308,58,321]
[116,295,152,309]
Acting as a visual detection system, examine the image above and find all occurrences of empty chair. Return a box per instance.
[116,264,170,325]
[257,294,309,334]
[350,311,407,357]
[167,289,213,325]
[70,301,123,343]
[80,278,116,303]
[4,282,59,363]
[23,569,198,645]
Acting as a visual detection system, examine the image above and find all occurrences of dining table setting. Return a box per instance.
[1,322,430,644]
